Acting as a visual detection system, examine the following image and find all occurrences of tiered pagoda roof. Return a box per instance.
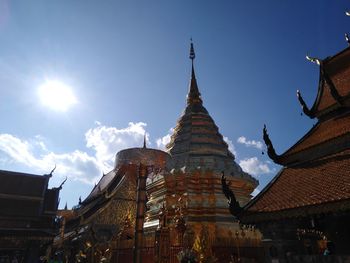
[242,46,350,222]
[166,42,257,185]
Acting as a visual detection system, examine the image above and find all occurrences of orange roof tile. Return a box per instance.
[283,112,350,156]
[246,149,350,214]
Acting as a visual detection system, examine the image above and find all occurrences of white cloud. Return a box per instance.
[156,134,171,150]
[0,122,149,185]
[237,136,263,150]
[156,128,173,150]
[239,157,272,177]
[223,136,237,156]
[0,133,102,184]
[85,122,148,170]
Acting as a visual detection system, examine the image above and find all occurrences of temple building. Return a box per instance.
[240,44,350,261]
[55,43,260,263]
[0,170,62,262]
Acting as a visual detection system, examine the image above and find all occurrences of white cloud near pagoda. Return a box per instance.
[223,136,237,156]
[0,133,102,184]
[85,121,148,170]
[237,136,263,150]
[156,128,173,150]
[239,157,272,177]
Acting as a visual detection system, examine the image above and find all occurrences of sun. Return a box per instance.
[38,80,77,111]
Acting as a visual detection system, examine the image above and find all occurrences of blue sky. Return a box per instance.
[0,1,349,208]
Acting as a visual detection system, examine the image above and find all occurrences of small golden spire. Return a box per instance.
[143,133,147,148]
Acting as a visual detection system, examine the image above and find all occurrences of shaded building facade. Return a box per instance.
[0,170,61,263]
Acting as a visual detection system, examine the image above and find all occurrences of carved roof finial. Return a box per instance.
[221,172,242,218]
[345,33,350,46]
[306,55,322,66]
[45,164,56,178]
[64,202,68,210]
[297,90,314,118]
[57,176,67,190]
[263,124,282,164]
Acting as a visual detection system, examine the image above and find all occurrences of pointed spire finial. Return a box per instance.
[64,202,68,210]
[186,39,202,105]
[143,133,147,148]
[189,38,195,61]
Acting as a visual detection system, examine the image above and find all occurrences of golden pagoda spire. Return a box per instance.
[187,40,202,105]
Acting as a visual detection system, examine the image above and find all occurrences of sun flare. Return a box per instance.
[38,80,77,111]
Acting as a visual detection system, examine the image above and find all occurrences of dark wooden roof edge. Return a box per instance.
[0,192,44,201]
[0,169,54,216]
[0,169,56,195]
[241,198,350,223]
[301,46,350,118]
[0,169,50,178]
[300,65,324,118]
[243,167,285,211]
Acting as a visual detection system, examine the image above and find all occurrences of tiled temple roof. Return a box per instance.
[280,111,350,161]
[263,46,350,166]
[297,47,350,119]
[244,149,350,218]
[243,45,350,222]
[313,47,350,116]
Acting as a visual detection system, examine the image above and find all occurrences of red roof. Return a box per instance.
[245,149,350,216]
[283,112,350,157]
[246,47,350,222]
[310,47,350,117]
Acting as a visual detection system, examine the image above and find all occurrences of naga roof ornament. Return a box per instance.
[262,124,282,165]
